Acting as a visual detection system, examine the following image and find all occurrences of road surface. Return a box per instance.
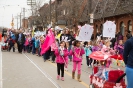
[0,48,125,88]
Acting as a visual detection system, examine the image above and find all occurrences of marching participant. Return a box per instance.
[70,40,85,82]
[55,41,69,81]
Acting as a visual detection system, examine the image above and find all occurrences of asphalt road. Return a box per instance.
[0,48,126,88]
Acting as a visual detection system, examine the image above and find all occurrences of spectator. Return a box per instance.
[16,30,25,53]
[123,36,133,88]
[117,32,123,42]
[126,30,132,39]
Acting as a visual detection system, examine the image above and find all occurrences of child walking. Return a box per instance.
[84,41,93,67]
[55,41,69,81]
[70,40,85,82]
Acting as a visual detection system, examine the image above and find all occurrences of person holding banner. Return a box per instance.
[70,40,85,82]
[55,41,69,81]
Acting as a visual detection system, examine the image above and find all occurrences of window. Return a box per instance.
[95,5,102,14]
[128,20,132,31]
[120,21,125,35]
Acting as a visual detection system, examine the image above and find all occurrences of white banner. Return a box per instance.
[103,21,116,38]
[55,26,63,30]
[34,31,46,37]
[76,24,94,41]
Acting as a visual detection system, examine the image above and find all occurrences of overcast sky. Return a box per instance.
[0,0,50,29]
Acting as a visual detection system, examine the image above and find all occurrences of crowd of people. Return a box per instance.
[2,28,125,80]
[3,26,133,88]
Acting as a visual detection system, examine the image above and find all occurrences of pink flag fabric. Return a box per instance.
[41,29,55,55]
[89,51,111,60]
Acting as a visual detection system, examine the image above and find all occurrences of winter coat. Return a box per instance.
[92,46,100,52]
[24,38,29,46]
[70,47,85,62]
[55,48,69,64]
[8,38,15,46]
[35,39,39,48]
[84,46,92,56]
[60,34,75,45]
[16,33,25,44]
[114,44,124,55]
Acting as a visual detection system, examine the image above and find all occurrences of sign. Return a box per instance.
[55,26,62,30]
[76,24,94,41]
[34,31,46,36]
[103,21,116,38]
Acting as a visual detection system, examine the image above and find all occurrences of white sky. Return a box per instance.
[0,0,50,29]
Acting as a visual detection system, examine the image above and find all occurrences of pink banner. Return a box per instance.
[41,29,55,55]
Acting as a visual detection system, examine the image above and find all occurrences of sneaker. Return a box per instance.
[57,75,60,80]
[61,77,64,81]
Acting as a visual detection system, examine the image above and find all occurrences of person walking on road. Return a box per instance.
[16,30,25,53]
[123,37,133,88]
[55,41,68,81]
[70,40,85,82]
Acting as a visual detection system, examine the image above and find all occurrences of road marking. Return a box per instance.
[23,54,62,88]
[48,61,89,88]
[0,45,3,88]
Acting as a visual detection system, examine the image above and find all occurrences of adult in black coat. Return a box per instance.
[16,30,25,53]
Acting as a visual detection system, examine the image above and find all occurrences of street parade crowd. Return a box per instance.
[1,23,133,88]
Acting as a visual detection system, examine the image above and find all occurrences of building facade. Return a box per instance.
[92,0,133,40]
[22,18,28,29]
[38,0,133,39]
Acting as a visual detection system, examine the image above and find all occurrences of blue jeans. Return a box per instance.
[38,48,41,56]
[126,67,133,88]
[32,44,36,54]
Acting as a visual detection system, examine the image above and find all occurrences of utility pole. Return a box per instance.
[15,14,19,29]
[27,0,36,16]
[23,8,25,28]
[50,0,52,24]
[27,0,36,28]
[17,14,18,29]
[20,13,22,29]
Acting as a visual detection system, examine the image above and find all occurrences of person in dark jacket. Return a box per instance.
[123,37,133,88]
[126,31,132,39]
[117,32,123,42]
[8,37,15,52]
[16,30,25,53]
[60,30,65,42]
[62,29,75,61]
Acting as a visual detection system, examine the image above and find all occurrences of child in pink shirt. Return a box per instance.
[70,40,85,82]
[55,41,69,81]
